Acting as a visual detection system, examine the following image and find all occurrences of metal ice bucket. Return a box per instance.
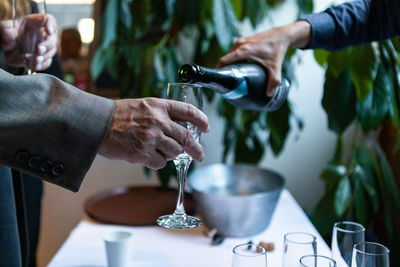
[188,163,284,237]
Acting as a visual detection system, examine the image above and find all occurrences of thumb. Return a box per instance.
[266,68,282,97]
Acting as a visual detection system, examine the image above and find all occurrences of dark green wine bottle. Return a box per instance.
[178,63,290,112]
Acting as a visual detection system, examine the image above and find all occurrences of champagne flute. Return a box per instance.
[232,243,267,267]
[331,221,365,267]
[282,232,317,267]
[13,0,48,74]
[157,83,203,229]
[299,255,337,267]
[351,242,390,267]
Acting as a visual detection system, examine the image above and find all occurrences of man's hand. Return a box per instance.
[217,21,311,97]
[99,98,210,169]
[0,13,57,71]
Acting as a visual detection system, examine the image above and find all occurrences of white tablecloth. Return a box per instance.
[48,189,331,267]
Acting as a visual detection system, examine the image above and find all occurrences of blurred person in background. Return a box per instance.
[0,1,62,267]
[59,27,89,91]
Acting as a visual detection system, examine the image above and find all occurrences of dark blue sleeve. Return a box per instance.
[301,0,400,50]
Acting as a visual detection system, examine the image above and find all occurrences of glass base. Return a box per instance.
[157,214,202,229]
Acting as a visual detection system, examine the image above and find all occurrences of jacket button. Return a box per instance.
[16,151,29,164]
[28,155,41,169]
[40,160,53,174]
[51,163,65,177]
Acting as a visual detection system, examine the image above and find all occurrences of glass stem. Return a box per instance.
[173,158,192,216]
[12,0,16,27]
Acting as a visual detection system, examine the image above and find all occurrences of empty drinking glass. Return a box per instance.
[299,255,337,267]
[232,243,267,267]
[351,242,390,267]
[282,232,317,267]
[331,221,365,267]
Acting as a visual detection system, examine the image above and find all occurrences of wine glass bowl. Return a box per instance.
[12,0,48,74]
[16,13,47,73]
[331,221,365,267]
[299,255,337,267]
[156,83,203,229]
[282,232,317,267]
[351,242,390,267]
[232,243,267,267]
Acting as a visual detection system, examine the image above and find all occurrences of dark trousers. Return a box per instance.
[0,166,43,267]
[0,166,22,267]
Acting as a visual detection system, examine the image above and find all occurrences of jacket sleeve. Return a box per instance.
[301,0,400,50]
[0,69,114,192]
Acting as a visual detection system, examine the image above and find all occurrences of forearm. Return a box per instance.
[301,0,400,50]
[282,20,312,49]
[0,69,114,192]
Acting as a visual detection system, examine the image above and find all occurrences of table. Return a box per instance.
[48,189,331,267]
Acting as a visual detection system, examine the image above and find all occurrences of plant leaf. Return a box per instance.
[212,0,239,52]
[352,163,379,214]
[334,176,351,217]
[376,144,400,211]
[320,163,347,185]
[322,69,356,134]
[313,187,338,238]
[174,0,202,25]
[313,49,329,68]
[120,0,132,29]
[327,49,351,78]
[267,102,290,156]
[102,0,119,48]
[353,174,369,225]
[230,0,243,20]
[156,161,176,189]
[332,135,343,163]
[356,64,391,132]
[297,0,314,16]
[242,0,267,28]
[350,45,378,100]
[234,132,264,163]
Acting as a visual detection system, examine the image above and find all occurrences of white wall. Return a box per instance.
[38,0,348,266]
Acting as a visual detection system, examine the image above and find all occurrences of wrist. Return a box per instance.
[284,20,311,49]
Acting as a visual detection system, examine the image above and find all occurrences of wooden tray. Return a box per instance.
[85,186,195,226]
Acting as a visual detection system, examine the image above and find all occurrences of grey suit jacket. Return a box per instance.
[0,68,114,192]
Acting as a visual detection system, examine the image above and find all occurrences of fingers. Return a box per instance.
[266,67,282,97]
[34,28,57,70]
[44,14,57,35]
[155,135,183,161]
[166,100,210,133]
[34,45,56,70]
[141,151,167,170]
[217,49,246,68]
[163,121,204,162]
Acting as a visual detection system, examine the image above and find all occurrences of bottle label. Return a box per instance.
[221,79,248,100]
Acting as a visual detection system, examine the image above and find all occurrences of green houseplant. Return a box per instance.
[92,0,400,263]
[312,41,400,264]
[91,0,308,187]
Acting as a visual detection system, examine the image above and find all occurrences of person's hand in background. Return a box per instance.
[217,21,311,97]
[99,98,210,170]
[0,13,57,71]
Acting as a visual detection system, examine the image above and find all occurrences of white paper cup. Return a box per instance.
[103,231,132,267]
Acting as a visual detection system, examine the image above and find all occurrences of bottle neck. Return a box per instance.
[194,65,243,94]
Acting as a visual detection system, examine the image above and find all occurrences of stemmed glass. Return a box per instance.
[331,221,365,267]
[232,243,267,267]
[351,242,390,267]
[282,232,317,267]
[299,255,337,267]
[13,0,47,74]
[157,83,203,229]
